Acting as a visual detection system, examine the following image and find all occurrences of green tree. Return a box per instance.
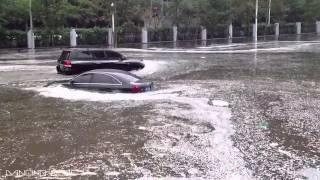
[304,0,320,21]
[284,0,306,22]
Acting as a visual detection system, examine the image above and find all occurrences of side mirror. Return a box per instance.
[70,80,74,84]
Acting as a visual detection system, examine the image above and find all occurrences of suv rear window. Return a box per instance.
[59,51,70,61]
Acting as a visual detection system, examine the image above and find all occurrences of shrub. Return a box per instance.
[0,30,27,48]
[77,28,108,45]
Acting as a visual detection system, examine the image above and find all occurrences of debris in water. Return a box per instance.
[105,171,121,176]
[259,121,269,129]
[209,100,229,107]
[270,143,279,147]
[278,149,293,158]
[138,126,147,130]
[297,168,320,180]
[188,168,199,175]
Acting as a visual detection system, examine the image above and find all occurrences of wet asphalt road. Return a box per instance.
[0,35,320,179]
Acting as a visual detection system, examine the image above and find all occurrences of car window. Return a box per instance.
[73,73,93,83]
[74,51,92,61]
[92,74,121,84]
[105,51,123,60]
[59,51,70,61]
[114,73,141,82]
[91,51,106,60]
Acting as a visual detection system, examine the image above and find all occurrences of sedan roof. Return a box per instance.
[82,69,142,81]
[86,69,133,74]
[75,69,141,83]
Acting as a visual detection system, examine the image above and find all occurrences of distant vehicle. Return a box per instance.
[56,49,145,74]
[63,69,153,93]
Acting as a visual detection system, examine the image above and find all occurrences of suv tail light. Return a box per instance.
[132,85,141,93]
[63,60,72,68]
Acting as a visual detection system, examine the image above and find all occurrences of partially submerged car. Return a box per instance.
[56,49,145,74]
[63,69,153,93]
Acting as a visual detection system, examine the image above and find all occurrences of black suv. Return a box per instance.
[56,49,145,74]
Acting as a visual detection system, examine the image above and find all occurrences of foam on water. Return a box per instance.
[297,168,320,180]
[131,60,168,77]
[0,65,54,72]
[0,59,55,65]
[139,96,251,179]
[27,84,252,179]
[210,100,229,107]
[118,41,318,54]
[197,43,247,49]
[118,46,294,54]
[29,85,179,102]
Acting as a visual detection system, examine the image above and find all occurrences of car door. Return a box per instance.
[91,51,108,69]
[91,73,123,90]
[73,51,93,72]
[102,51,127,70]
[71,73,94,89]
[106,51,123,60]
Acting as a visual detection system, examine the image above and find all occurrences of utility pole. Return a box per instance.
[161,0,164,17]
[254,0,259,42]
[28,0,35,49]
[268,0,271,25]
[111,2,115,48]
[150,0,153,18]
[29,0,33,30]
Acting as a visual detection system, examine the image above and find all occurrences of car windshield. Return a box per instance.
[73,73,93,83]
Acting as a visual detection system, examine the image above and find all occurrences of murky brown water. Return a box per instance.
[1,35,320,179]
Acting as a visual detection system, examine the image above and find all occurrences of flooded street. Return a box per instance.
[1,35,320,179]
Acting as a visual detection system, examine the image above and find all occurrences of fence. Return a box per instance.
[148,28,173,42]
[302,23,316,33]
[118,24,141,44]
[1,21,320,48]
[77,28,108,45]
[34,29,69,47]
[279,23,296,34]
[207,24,229,39]
[0,30,27,48]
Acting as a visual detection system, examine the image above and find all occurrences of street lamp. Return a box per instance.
[28,0,35,49]
[268,0,271,25]
[29,0,33,31]
[111,2,115,47]
[150,0,153,18]
[254,0,259,42]
[111,2,115,33]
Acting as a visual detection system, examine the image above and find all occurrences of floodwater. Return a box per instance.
[1,35,320,179]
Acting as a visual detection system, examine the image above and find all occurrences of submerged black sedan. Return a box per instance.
[63,69,153,93]
[56,49,145,75]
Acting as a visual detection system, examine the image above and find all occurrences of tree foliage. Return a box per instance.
[0,0,319,31]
